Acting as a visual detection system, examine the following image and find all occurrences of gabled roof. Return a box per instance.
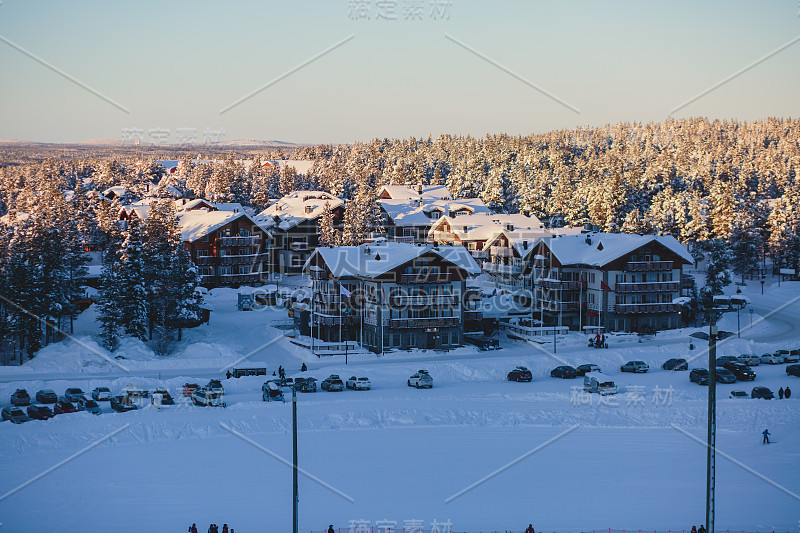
[380,198,490,227]
[256,191,343,231]
[378,184,453,200]
[530,233,693,267]
[178,211,271,243]
[430,213,544,241]
[305,242,481,279]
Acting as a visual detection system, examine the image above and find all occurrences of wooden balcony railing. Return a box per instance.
[614,282,680,293]
[614,303,679,314]
[624,261,673,272]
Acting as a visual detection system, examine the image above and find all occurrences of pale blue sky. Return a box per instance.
[0,0,798,144]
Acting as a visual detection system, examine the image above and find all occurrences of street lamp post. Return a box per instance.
[279,383,299,533]
[706,322,718,533]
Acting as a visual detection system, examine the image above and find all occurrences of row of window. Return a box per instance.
[198,265,258,276]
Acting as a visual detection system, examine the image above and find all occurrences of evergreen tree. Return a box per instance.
[318,201,337,246]
[96,250,122,352]
[117,222,148,341]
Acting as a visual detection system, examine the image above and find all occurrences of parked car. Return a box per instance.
[191,388,226,407]
[110,395,138,412]
[737,354,760,366]
[122,384,149,398]
[714,367,737,384]
[507,366,533,382]
[91,387,112,401]
[751,386,775,399]
[294,377,317,393]
[54,400,79,414]
[780,350,799,363]
[716,356,739,365]
[729,390,748,399]
[2,406,29,423]
[786,364,800,377]
[27,405,55,420]
[620,361,649,373]
[262,381,285,402]
[550,365,578,379]
[407,370,434,389]
[11,389,31,406]
[346,376,372,390]
[575,364,601,376]
[64,388,86,402]
[662,358,688,371]
[205,380,224,394]
[760,353,783,365]
[321,375,345,391]
[583,372,618,395]
[721,362,756,381]
[689,368,709,385]
[152,388,175,405]
[78,398,102,415]
[774,350,791,362]
[182,383,200,397]
[35,389,58,404]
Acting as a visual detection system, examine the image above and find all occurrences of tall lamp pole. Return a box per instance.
[706,322,718,533]
[280,383,299,533]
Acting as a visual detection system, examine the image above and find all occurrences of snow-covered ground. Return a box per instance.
[1,277,799,532]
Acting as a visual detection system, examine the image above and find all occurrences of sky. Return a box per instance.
[0,0,798,145]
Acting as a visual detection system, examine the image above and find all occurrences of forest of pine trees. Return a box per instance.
[2,117,800,361]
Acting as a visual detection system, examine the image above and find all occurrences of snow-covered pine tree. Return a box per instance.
[166,245,204,342]
[96,249,122,352]
[117,222,148,341]
[318,201,337,246]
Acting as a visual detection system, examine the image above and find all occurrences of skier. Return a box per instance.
[778,387,784,399]
[785,386,792,399]
[222,525,229,533]
[762,428,771,444]
[600,333,606,347]
[525,524,535,533]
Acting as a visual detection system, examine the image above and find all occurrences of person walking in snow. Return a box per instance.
[785,386,792,399]
[762,428,771,444]
[525,524,535,533]
[222,524,228,533]
[301,363,307,372]
[778,387,784,399]
[691,525,697,533]
[190,524,197,533]
[328,525,335,533]
[698,525,706,533]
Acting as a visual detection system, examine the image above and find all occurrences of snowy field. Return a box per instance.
[1,277,799,532]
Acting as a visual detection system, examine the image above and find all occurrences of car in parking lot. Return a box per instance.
[781,351,799,363]
[550,365,578,379]
[346,376,372,390]
[721,362,756,381]
[152,388,175,405]
[321,375,345,392]
[110,395,138,412]
[262,381,286,402]
[620,361,649,373]
[787,364,800,377]
[27,405,55,420]
[662,358,688,371]
[2,406,30,423]
[716,356,739,365]
[205,380,224,394]
[191,388,225,407]
[507,366,533,382]
[11,389,31,406]
[760,353,783,365]
[714,367,737,384]
[408,370,434,389]
[751,386,775,399]
[35,389,58,403]
[575,364,601,376]
[54,400,79,415]
[737,354,760,366]
[294,377,317,392]
[92,387,112,401]
[77,398,102,415]
[64,388,86,402]
[729,390,748,399]
[689,368,709,385]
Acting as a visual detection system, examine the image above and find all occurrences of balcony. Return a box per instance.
[389,294,458,307]
[469,250,488,260]
[537,300,579,312]
[614,303,679,314]
[389,317,460,329]
[681,275,695,289]
[539,279,583,291]
[432,231,458,242]
[195,253,270,266]
[483,262,522,275]
[399,272,452,284]
[313,314,359,326]
[464,288,483,301]
[624,261,673,272]
[309,269,328,280]
[201,273,263,284]
[490,246,514,258]
[462,310,483,322]
[614,282,680,293]
[290,241,309,251]
[217,236,260,247]
[314,293,343,304]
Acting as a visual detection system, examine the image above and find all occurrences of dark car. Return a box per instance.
[722,362,756,381]
[11,389,31,406]
[575,364,601,376]
[35,389,58,404]
[321,375,344,392]
[662,358,688,371]
[153,388,175,405]
[689,368,709,385]
[751,386,775,399]
[53,400,78,415]
[787,364,800,377]
[550,366,578,379]
[294,377,317,393]
[64,388,85,402]
[110,395,138,412]
[78,398,103,415]
[2,406,29,423]
[620,361,649,373]
[206,380,224,394]
[714,367,737,384]
[27,405,55,420]
[507,366,533,382]
[716,355,739,365]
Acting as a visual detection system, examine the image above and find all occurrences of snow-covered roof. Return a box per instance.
[431,213,544,241]
[531,233,693,267]
[120,205,151,220]
[378,184,453,200]
[0,211,31,226]
[380,198,490,227]
[103,186,127,198]
[178,210,270,243]
[256,191,343,231]
[305,242,481,279]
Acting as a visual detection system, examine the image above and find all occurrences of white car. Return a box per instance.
[729,390,748,399]
[760,353,783,365]
[346,376,371,390]
[783,351,800,363]
[91,387,112,401]
[191,388,226,407]
[408,370,433,389]
[737,354,760,366]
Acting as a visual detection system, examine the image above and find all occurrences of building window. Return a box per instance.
[196,249,210,257]
[219,266,232,276]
